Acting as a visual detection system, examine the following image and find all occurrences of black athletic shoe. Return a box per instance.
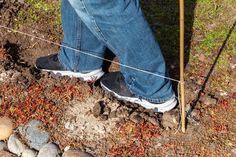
[100,72,177,113]
[36,54,104,81]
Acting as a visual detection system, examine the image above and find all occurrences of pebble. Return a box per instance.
[103,106,111,115]
[154,143,162,149]
[21,149,37,157]
[0,150,16,157]
[23,120,49,150]
[0,141,7,151]
[129,112,144,124]
[109,111,117,119]
[93,102,103,118]
[147,117,159,126]
[99,115,108,121]
[7,134,27,156]
[37,143,61,157]
[62,150,93,157]
[162,109,180,129]
[231,148,236,155]
[198,54,207,62]
[64,121,77,131]
[0,117,14,140]
[200,95,217,106]
[208,143,216,152]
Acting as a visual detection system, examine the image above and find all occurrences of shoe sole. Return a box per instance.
[37,67,104,81]
[101,82,177,113]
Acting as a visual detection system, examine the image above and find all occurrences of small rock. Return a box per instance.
[117,108,130,117]
[129,113,144,124]
[231,148,236,155]
[23,120,49,150]
[200,95,217,106]
[64,121,77,131]
[21,149,37,157]
[37,143,61,157]
[198,54,206,62]
[139,113,150,121]
[99,115,108,121]
[147,117,159,126]
[191,109,201,120]
[0,150,16,157]
[0,141,7,150]
[162,109,180,129]
[93,102,103,118]
[103,106,111,115]
[208,143,216,152]
[62,150,93,157]
[0,117,14,140]
[109,111,117,118]
[231,55,236,63]
[154,143,162,149]
[64,146,70,152]
[7,134,27,156]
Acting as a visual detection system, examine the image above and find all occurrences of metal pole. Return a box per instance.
[180,0,186,132]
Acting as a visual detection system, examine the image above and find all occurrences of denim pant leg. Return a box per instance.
[68,0,175,103]
[58,0,106,72]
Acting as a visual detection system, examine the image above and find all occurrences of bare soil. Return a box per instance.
[0,1,236,157]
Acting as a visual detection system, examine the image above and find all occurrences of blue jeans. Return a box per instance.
[58,0,175,103]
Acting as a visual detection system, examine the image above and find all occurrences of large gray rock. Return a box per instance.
[22,120,49,151]
[7,134,27,156]
[21,149,37,157]
[0,141,7,151]
[37,143,61,157]
[62,150,93,157]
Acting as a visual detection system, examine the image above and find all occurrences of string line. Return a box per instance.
[0,25,181,83]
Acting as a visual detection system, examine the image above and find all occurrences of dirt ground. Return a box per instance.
[0,0,236,157]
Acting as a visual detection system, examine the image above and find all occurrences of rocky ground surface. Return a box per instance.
[0,0,236,157]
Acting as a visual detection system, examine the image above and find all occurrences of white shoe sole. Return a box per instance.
[40,68,104,81]
[101,82,177,113]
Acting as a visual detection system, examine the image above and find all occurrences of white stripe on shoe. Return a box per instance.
[41,68,104,81]
[101,82,177,113]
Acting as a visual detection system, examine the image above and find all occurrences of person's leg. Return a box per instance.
[67,0,176,112]
[36,0,106,81]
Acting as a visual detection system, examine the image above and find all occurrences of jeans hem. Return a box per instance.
[124,79,175,103]
[58,50,104,73]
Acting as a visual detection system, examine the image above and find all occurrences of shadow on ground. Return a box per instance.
[142,0,197,79]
